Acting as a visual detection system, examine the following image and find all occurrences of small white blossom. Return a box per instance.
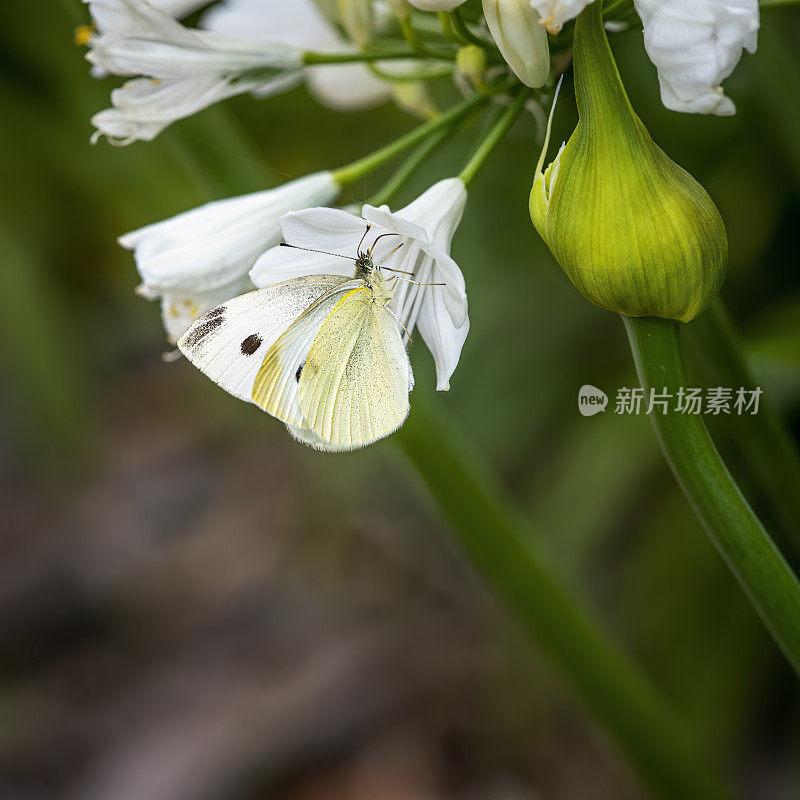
[200,0,392,111]
[530,0,593,34]
[251,178,469,390]
[86,0,304,143]
[120,172,340,341]
[483,0,550,88]
[634,0,759,115]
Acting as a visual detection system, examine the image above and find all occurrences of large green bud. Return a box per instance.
[530,0,727,323]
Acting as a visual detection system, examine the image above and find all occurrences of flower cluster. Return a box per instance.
[79,0,762,449]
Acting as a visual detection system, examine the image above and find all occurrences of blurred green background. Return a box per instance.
[1,2,800,798]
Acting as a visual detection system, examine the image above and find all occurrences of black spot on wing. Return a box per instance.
[240,333,262,356]
[295,362,304,382]
[183,308,225,349]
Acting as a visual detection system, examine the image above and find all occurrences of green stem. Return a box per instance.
[399,16,452,59]
[685,300,800,559]
[624,315,800,677]
[367,61,454,82]
[459,89,529,187]
[332,85,510,187]
[452,7,495,48]
[367,124,454,208]
[303,45,452,64]
[398,393,734,800]
[438,11,462,44]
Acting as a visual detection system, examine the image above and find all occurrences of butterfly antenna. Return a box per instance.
[357,223,371,253]
[279,242,357,261]
[369,232,401,256]
[377,242,404,266]
[387,307,413,344]
[393,277,447,287]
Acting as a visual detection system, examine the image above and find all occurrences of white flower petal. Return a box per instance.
[201,0,391,111]
[634,0,759,116]
[415,280,470,391]
[278,207,373,256]
[86,0,304,142]
[250,245,353,288]
[91,74,282,144]
[530,0,593,34]
[122,171,339,312]
[390,177,467,249]
[306,64,390,111]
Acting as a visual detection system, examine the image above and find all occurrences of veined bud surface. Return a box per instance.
[530,0,728,323]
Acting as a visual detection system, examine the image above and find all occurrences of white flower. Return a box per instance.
[86,0,304,143]
[406,0,468,10]
[87,0,210,32]
[120,171,340,341]
[634,0,759,116]
[483,0,550,88]
[530,0,592,34]
[251,177,469,390]
[200,0,392,111]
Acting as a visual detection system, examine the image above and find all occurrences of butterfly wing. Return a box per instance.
[250,278,364,427]
[177,275,351,405]
[297,287,411,448]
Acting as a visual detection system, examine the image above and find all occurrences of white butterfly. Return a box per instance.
[177,227,432,451]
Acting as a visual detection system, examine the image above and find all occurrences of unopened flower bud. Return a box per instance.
[456,44,487,88]
[530,0,727,322]
[338,0,373,45]
[311,0,340,25]
[392,81,438,118]
[482,0,549,88]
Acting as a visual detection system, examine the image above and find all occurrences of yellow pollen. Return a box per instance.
[74,24,95,47]
[540,13,561,35]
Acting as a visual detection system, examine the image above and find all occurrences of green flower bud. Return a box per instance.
[456,44,488,89]
[338,0,374,46]
[529,0,728,323]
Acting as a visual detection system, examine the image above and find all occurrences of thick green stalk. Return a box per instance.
[686,301,800,558]
[624,315,800,677]
[398,394,733,800]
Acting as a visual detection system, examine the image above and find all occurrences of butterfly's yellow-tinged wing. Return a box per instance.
[251,278,363,427]
[297,287,411,448]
